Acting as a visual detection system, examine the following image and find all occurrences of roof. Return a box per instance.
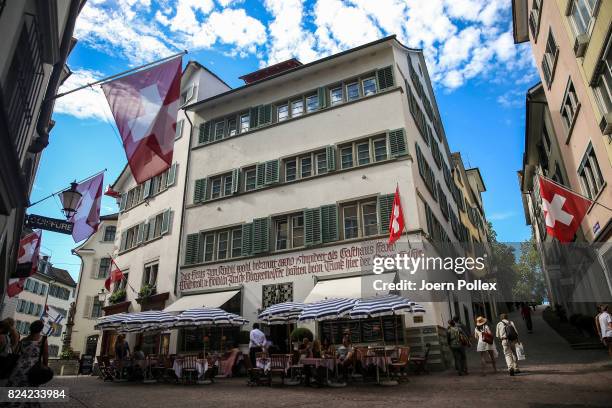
[239,58,303,84]
[185,35,419,111]
[43,266,77,287]
[466,167,486,192]
[511,0,529,43]
[100,213,118,221]
[184,60,231,89]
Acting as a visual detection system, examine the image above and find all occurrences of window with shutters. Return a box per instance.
[330,86,343,105]
[273,213,304,250]
[300,156,312,178]
[231,229,242,258]
[143,262,158,288]
[121,164,176,212]
[340,146,353,169]
[227,117,238,136]
[91,296,103,318]
[291,99,304,117]
[415,143,438,200]
[373,138,387,162]
[120,223,142,252]
[239,113,250,133]
[316,152,327,174]
[103,226,116,242]
[306,94,319,113]
[244,167,257,191]
[211,177,222,199]
[561,79,580,134]
[285,159,297,181]
[594,36,612,120]
[578,143,604,199]
[193,227,245,264]
[98,257,111,279]
[175,119,184,140]
[568,0,599,37]
[277,103,289,121]
[357,142,370,165]
[340,199,378,239]
[214,121,225,140]
[346,81,360,101]
[362,76,377,96]
[115,271,129,292]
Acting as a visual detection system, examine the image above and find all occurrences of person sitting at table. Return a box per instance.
[133,345,145,360]
[219,343,241,378]
[321,337,334,357]
[312,340,322,358]
[299,338,313,360]
[337,335,356,379]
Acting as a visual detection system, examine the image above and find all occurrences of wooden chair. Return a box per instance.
[389,346,410,382]
[181,355,199,384]
[269,354,291,386]
[248,352,271,386]
[410,343,430,375]
[96,356,114,382]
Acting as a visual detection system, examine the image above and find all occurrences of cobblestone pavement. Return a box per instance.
[48,308,612,408]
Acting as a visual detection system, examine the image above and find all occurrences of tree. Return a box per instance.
[486,222,517,302]
[513,233,547,303]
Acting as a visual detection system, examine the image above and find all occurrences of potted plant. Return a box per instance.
[108,288,126,304]
[137,284,156,299]
[290,327,313,343]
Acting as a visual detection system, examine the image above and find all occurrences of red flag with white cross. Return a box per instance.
[538,176,592,243]
[102,56,182,184]
[388,186,405,244]
[104,257,125,292]
[8,230,42,297]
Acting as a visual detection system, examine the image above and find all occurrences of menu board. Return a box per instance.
[79,355,94,375]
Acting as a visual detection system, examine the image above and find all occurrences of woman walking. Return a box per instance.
[474,316,497,376]
[7,320,48,387]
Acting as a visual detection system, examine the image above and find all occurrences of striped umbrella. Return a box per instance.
[258,302,305,324]
[95,313,130,330]
[167,307,249,328]
[349,294,426,319]
[298,298,358,322]
[120,310,177,332]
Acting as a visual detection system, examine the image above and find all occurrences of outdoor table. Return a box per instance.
[363,350,397,386]
[173,358,208,380]
[255,357,271,373]
[300,357,336,385]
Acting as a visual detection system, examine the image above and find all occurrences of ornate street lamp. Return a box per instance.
[60,181,82,220]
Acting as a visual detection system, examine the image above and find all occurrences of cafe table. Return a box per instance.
[173,358,209,384]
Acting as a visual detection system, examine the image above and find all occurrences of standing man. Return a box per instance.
[496,313,520,376]
[521,303,533,333]
[249,323,266,366]
[447,320,468,375]
[597,305,612,359]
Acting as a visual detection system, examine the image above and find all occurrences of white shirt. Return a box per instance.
[495,319,518,340]
[249,328,266,349]
[599,311,612,339]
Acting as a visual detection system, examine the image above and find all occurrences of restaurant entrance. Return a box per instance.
[267,324,294,353]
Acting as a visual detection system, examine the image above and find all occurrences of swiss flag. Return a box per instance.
[8,230,42,297]
[539,176,592,243]
[102,56,182,184]
[388,186,405,244]
[104,258,125,291]
[69,173,104,243]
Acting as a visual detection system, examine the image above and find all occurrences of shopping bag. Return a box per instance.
[515,342,526,361]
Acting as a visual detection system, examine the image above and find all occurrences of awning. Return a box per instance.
[163,290,240,313]
[304,273,395,303]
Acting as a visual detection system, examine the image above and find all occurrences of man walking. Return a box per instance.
[597,305,612,359]
[496,313,520,376]
[249,323,266,366]
[447,320,468,375]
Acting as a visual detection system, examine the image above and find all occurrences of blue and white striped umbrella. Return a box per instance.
[167,307,249,328]
[298,298,358,322]
[349,294,426,319]
[95,313,130,330]
[258,302,305,324]
[120,310,177,332]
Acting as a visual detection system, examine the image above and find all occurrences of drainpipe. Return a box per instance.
[29,0,83,154]
[173,109,194,297]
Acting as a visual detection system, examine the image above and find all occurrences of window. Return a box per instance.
[316,152,327,174]
[277,104,289,121]
[343,205,359,239]
[292,215,304,248]
[594,40,612,117]
[373,138,387,161]
[98,257,111,279]
[285,159,297,182]
[227,118,238,137]
[341,146,353,169]
[357,142,370,165]
[362,76,377,96]
[541,30,558,87]
[223,175,233,196]
[274,214,304,250]
[240,113,250,133]
[569,0,598,36]
[346,81,359,101]
[306,94,318,113]
[578,144,604,199]
[211,177,222,199]
[217,231,229,260]
[103,226,116,242]
[214,121,225,140]
[561,80,580,131]
[529,0,542,39]
[91,296,103,319]
[231,229,242,258]
[245,168,257,191]
[300,156,312,178]
[49,284,70,300]
[275,219,288,250]
[291,99,304,117]
[362,202,378,236]
[120,223,143,252]
[203,233,215,262]
[330,87,343,105]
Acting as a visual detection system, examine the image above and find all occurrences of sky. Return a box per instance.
[31,0,539,280]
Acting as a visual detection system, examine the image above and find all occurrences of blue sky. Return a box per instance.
[32,0,538,279]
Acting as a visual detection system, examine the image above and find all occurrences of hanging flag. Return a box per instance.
[104,185,122,199]
[102,56,182,184]
[70,173,104,243]
[42,305,65,336]
[8,230,42,297]
[388,186,406,244]
[539,176,592,243]
[104,258,125,291]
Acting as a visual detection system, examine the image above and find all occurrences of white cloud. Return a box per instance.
[488,211,516,221]
[54,69,113,121]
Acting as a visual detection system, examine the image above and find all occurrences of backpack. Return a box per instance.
[503,321,519,341]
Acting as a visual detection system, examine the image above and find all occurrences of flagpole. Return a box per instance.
[48,50,188,102]
[539,174,612,213]
[27,168,107,208]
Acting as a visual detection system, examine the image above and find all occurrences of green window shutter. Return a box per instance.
[231,169,240,194]
[377,66,394,90]
[317,87,327,108]
[136,223,145,245]
[258,104,272,126]
[252,217,270,254]
[320,204,339,243]
[388,128,407,157]
[241,223,253,256]
[161,209,171,235]
[194,178,207,203]
[264,159,280,184]
[378,194,395,234]
[120,231,127,251]
[119,193,127,211]
[326,145,337,171]
[147,217,156,241]
[185,233,200,265]
[142,179,152,198]
[249,107,259,129]
[199,122,212,144]
[304,208,322,246]
[141,222,150,242]
[166,163,177,187]
[255,163,266,188]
